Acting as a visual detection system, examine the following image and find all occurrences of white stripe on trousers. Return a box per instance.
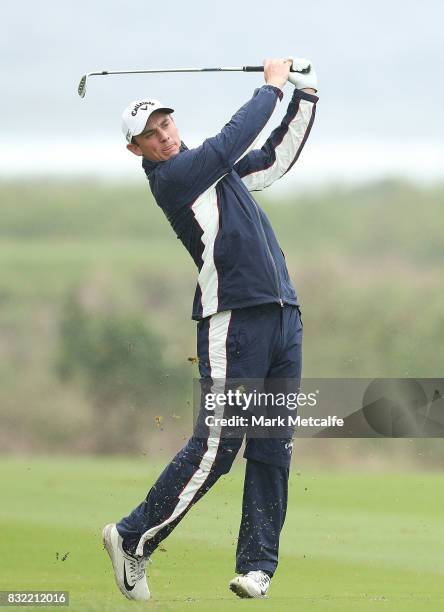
[135,310,231,557]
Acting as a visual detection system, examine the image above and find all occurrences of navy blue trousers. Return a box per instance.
[117,303,302,576]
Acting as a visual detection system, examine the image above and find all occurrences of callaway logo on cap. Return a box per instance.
[131,100,155,116]
[121,98,174,143]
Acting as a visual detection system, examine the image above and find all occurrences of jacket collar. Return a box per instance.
[142,141,188,176]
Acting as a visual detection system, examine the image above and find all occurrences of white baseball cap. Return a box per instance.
[121,98,174,143]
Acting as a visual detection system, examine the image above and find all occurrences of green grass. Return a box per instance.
[1,457,443,611]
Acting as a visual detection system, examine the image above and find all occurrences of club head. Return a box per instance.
[78,74,87,98]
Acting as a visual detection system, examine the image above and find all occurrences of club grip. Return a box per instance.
[243,64,308,73]
[243,66,264,72]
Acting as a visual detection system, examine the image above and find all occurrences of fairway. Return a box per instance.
[1,456,443,611]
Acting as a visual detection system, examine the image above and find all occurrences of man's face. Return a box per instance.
[127,110,181,162]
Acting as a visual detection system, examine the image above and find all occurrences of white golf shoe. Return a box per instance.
[102,523,150,601]
[229,570,271,598]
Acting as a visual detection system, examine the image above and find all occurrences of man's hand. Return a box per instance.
[263,58,292,90]
[286,58,318,92]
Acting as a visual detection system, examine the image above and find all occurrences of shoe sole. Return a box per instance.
[102,523,133,601]
[229,579,266,599]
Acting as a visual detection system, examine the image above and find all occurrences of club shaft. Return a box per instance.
[87,66,265,76]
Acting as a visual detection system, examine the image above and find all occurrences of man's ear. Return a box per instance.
[127,142,143,157]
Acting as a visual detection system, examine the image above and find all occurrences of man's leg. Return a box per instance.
[234,304,303,582]
[104,309,248,601]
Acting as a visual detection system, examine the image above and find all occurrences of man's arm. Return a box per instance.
[234,58,319,192]
[234,87,318,192]
[156,59,292,202]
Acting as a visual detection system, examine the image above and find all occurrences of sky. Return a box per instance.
[1,0,443,188]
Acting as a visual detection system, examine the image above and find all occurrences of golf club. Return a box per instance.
[77,64,309,98]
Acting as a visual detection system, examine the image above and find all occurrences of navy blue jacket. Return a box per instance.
[142,85,318,320]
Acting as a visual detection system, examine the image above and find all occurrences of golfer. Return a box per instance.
[103,57,318,601]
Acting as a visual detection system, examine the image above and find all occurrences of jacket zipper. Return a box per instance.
[251,199,284,307]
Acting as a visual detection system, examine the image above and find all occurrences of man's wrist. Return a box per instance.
[302,88,317,94]
[266,79,286,90]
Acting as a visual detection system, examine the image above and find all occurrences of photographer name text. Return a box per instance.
[205,415,344,428]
